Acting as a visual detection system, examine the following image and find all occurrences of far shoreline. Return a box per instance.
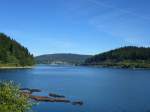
[83,64,150,70]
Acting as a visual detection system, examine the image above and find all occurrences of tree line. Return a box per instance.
[0,33,35,66]
[84,46,150,68]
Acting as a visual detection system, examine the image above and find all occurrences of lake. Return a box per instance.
[0,65,150,112]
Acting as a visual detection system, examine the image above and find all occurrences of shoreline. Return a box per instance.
[0,66,34,69]
[84,64,150,70]
[1,64,150,70]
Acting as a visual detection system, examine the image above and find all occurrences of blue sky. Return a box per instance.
[0,0,150,56]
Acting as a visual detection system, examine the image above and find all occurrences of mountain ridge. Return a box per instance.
[35,53,92,65]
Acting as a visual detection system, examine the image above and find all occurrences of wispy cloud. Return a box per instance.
[87,0,150,21]
[85,0,150,46]
[124,37,150,47]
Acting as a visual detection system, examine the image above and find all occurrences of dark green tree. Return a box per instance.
[84,46,150,68]
[0,33,35,66]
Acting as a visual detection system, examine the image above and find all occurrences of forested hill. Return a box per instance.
[35,53,91,65]
[0,33,35,67]
[84,46,150,68]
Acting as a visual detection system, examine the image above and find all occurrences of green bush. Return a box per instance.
[0,81,33,112]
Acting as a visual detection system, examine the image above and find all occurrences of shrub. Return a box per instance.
[0,81,33,112]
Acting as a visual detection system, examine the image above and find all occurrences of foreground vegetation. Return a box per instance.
[0,81,83,112]
[84,46,150,68]
[0,33,35,67]
[0,81,33,112]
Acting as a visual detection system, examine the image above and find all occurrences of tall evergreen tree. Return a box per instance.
[0,33,35,66]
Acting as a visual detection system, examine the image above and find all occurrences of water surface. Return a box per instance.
[0,65,150,112]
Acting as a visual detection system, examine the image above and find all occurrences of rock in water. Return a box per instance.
[20,88,41,93]
[49,93,65,98]
[72,101,83,106]
[30,95,70,103]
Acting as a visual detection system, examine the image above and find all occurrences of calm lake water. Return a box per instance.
[0,65,150,112]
